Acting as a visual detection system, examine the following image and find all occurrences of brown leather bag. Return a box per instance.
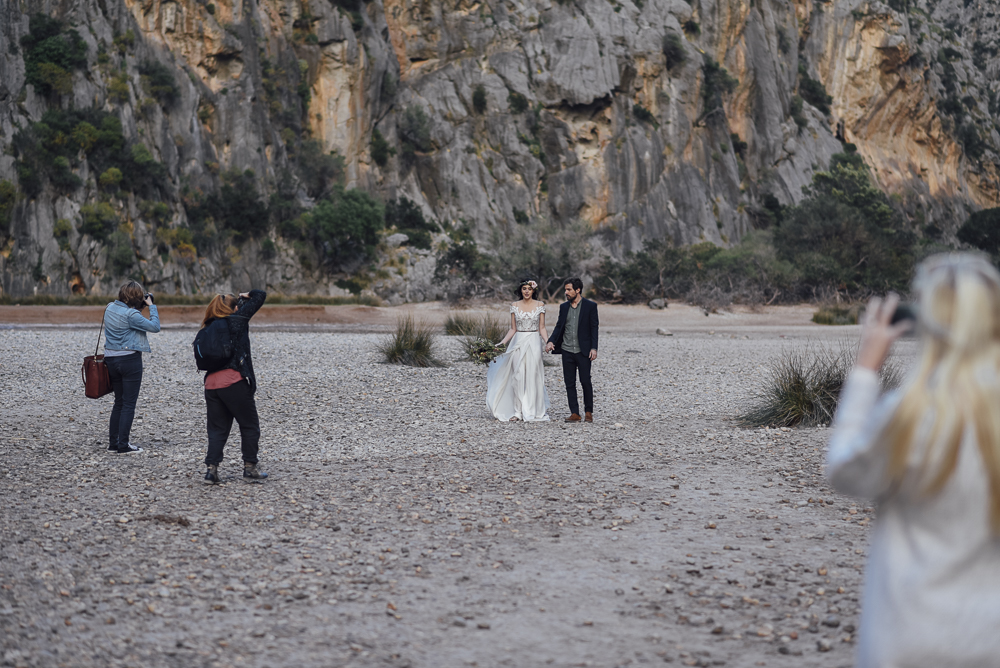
[82,307,112,399]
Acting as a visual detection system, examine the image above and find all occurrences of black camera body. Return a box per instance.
[890,303,917,325]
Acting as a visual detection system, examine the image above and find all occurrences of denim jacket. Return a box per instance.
[104,300,160,353]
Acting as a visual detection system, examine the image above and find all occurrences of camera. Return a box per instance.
[144,292,154,304]
[890,303,917,325]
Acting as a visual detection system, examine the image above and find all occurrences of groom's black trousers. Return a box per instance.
[561,351,593,415]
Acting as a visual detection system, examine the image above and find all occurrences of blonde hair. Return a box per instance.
[879,253,1000,531]
[201,294,237,328]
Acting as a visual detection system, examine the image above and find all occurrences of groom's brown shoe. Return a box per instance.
[565,413,582,422]
[584,412,593,423]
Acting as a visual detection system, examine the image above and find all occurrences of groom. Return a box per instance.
[545,277,599,423]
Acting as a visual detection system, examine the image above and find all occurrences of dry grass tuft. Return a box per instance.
[738,344,901,428]
[812,304,861,325]
[377,315,446,367]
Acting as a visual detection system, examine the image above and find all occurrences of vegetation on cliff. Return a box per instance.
[591,150,919,307]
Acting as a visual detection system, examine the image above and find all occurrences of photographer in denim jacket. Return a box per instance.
[103,281,160,454]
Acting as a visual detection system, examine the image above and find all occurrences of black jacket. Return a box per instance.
[206,289,266,391]
[547,298,599,354]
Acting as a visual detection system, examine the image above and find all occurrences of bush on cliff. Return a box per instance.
[301,187,384,271]
[184,169,270,244]
[593,154,916,307]
[957,207,1000,256]
[384,196,439,250]
[12,109,166,198]
[21,14,87,97]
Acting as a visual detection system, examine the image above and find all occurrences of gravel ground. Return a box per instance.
[0,317,917,668]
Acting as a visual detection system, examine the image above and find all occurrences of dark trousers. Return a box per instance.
[205,381,260,466]
[561,351,594,415]
[106,353,143,451]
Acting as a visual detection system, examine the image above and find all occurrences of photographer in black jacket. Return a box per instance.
[198,289,268,484]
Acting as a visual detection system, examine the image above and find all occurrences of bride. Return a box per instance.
[486,279,550,422]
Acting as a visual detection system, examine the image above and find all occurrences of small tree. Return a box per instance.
[472,84,488,114]
[662,32,686,70]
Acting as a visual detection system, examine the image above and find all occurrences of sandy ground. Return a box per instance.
[0,304,913,668]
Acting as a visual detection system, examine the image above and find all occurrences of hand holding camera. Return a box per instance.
[144,292,154,306]
[857,293,913,372]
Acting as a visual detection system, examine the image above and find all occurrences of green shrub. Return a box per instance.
[683,19,700,36]
[798,66,832,116]
[79,202,120,240]
[185,169,269,242]
[957,207,1000,254]
[371,128,394,167]
[296,140,344,199]
[496,221,592,300]
[385,196,439,250]
[108,70,130,103]
[398,105,432,163]
[791,95,808,129]
[99,167,123,190]
[508,91,529,113]
[376,315,446,367]
[472,84,488,114]
[957,123,985,160]
[260,237,277,259]
[108,230,136,276]
[21,14,87,96]
[113,29,135,54]
[139,199,171,225]
[300,187,384,270]
[777,27,791,54]
[382,71,397,98]
[594,154,914,306]
[139,60,180,106]
[730,133,747,155]
[12,109,165,197]
[775,161,914,294]
[663,32,686,70]
[434,238,494,287]
[738,345,900,428]
[53,218,73,250]
[702,59,736,111]
[0,180,18,228]
[632,103,658,127]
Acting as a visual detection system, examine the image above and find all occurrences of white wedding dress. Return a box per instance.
[486,303,550,422]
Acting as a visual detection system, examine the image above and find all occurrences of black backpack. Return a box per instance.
[193,318,234,372]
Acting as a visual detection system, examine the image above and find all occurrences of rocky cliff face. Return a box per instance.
[1,0,997,299]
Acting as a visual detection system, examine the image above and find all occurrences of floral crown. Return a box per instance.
[520,280,538,289]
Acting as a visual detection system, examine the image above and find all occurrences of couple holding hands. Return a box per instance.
[486,277,598,423]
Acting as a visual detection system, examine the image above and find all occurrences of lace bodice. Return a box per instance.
[510,302,545,332]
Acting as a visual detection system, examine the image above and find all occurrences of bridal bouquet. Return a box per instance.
[467,338,506,365]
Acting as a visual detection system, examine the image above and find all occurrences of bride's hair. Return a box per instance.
[516,279,539,300]
[877,253,1000,532]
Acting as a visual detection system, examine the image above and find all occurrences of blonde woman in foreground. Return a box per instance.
[828,253,1000,668]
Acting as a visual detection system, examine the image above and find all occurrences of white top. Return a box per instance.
[510,302,545,333]
[827,368,1000,667]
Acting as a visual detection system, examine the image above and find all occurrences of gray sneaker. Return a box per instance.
[118,444,143,454]
[243,463,268,482]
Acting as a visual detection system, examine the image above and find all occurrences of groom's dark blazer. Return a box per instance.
[548,298,599,354]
